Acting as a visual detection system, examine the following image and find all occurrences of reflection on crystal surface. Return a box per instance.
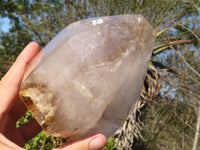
[20,14,155,140]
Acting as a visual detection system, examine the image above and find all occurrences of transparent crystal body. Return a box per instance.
[19,14,155,140]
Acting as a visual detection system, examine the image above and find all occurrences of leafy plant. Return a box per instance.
[104,138,117,150]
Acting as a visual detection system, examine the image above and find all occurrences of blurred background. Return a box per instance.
[0,0,200,150]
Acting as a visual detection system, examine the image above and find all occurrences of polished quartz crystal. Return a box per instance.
[19,14,155,140]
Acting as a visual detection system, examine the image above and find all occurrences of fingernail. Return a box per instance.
[89,137,106,150]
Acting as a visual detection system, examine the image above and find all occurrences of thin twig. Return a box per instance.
[170,46,200,78]
[0,60,13,65]
[188,76,200,85]
[174,111,196,131]
[175,23,200,43]
[192,105,200,150]
[181,0,200,10]
[179,87,200,99]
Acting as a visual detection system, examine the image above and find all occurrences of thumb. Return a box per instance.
[54,134,107,150]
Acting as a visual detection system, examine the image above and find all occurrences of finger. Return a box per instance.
[0,42,40,115]
[1,42,40,88]
[11,49,44,121]
[54,134,107,150]
[0,133,24,150]
[10,97,27,122]
[22,49,44,82]
[18,118,42,141]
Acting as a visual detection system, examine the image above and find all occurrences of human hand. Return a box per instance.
[0,42,107,150]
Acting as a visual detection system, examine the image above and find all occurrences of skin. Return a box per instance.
[0,42,107,150]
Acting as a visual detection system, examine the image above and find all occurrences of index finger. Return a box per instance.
[0,42,40,115]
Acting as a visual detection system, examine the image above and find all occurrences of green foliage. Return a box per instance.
[17,112,117,149]
[16,111,34,128]
[135,99,200,150]
[17,111,66,149]
[104,138,117,150]
[24,131,66,150]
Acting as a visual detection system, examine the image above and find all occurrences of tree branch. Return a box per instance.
[192,105,200,150]
[170,46,200,78]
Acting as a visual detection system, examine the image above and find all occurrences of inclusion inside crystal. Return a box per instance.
[20,14,155,140]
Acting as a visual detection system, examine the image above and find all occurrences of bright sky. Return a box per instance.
[0,17,11,32]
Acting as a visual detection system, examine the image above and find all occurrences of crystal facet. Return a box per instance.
[19,14,155,140]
